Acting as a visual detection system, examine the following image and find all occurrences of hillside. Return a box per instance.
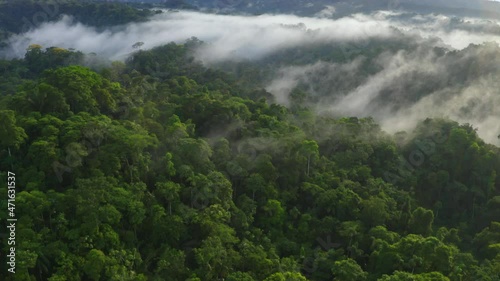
[0,40,500,280]
[2,1,500,281]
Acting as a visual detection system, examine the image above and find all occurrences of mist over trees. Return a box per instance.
[2,1,500,281]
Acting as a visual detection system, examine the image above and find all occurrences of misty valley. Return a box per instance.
[2,0,500,280]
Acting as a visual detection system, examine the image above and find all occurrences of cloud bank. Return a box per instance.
[270,43,500,144]
[3,8,500,143]
[5,9,500,61]
[1,10,392,61]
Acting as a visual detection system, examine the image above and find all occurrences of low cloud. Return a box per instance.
[3,8,500,143]
[5,8,500,61]
[268,43,500,143]
[0,10,422,61]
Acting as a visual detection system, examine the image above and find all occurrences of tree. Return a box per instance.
[194,234,240,280]
[299,140,319,176]
[227,271,256,281]
[331,259,367,281]
[361,197,389,227]
[409,207,434,236]
[378,271,450,281]
[263,272,307,281]
[260,199,285,230]
[155,181,181,215]
[473,222,500,259]
[153,246,186,280]
[0,110,27,152]
[41,66,120,114]
[83,249,106,281]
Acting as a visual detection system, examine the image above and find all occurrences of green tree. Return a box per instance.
[298,140,319,176]
[0,110,27,152]
[332,259,367,281]
[409,207,434,236]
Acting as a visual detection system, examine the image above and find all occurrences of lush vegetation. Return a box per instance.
[2,35,500,281]
[0,0,163,49]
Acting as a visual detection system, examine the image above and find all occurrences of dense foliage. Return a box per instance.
[0,0,163,49]
[2,38,500,281]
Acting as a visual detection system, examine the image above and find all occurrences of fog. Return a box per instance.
[309,46,500,143]
[3,7,500,143]
[6,9,500,61]
[2,11,398,61]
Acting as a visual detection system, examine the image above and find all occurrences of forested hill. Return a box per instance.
[1,39,500,280]
[182,0,500,19]
[0,0,165,49]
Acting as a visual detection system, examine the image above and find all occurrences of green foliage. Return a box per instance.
[263,272,308,281]
[409,207,435,236]
[2,37,500,281]
[0,109,27,149]
[378,271,450,281]
[332,258,367,281]
[0,1,158,35]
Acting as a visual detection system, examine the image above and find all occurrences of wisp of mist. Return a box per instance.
[3,8,500,143]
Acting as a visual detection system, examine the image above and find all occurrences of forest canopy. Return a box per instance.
[1,1,500,280]
[0,39,500,281]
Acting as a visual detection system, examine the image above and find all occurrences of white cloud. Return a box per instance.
[4,8,500,143]
[5,9,500,61]
[315,5,336,18]
[0,10,399,61]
